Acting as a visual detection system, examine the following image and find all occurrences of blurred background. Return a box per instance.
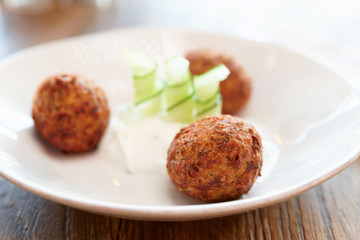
[0,0,359,79]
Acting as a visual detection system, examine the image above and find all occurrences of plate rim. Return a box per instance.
[1,148,359,221]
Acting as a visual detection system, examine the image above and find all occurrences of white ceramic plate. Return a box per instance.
[1,28,360,221]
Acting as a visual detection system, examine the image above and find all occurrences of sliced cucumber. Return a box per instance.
[196,94,222,119]
[134,85,164,105]
[165,56,195,122]
[122,51,228,123]
[134,77,164,105]
[167,92,195,123]
[122,48,157,77]
[116,90,164,124]
[165,56,193,107]
[134,89,164,118]
[165,81,194,108]
[123,48,164,116]
[194,64,230,102]
[165,56,191,86]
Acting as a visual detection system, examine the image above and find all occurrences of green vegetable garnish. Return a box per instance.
[165,56,195,123]
[123,49,164,115]
[123,50,230,123]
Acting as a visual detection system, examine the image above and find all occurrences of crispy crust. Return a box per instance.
[167,115,263,202]
[186,49,251,115]
[32,74,110,153]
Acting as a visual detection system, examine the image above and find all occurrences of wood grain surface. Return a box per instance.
[0,159,359,239]
[0,1,359,239]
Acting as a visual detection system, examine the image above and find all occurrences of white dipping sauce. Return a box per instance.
[107,114,279,183]
[114,117,184,173]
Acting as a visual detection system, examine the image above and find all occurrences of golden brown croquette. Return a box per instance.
[32,74,110,153]
[167,115,263,202]
[186,49,251,115]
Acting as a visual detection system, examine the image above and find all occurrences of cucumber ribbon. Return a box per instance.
[123,49,230,123]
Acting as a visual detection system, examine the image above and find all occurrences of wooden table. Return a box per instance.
[1,1,359,239]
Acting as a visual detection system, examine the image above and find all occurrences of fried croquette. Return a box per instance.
[32,73,110,153]
[167,115,262,202]
[186,49,251,115]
